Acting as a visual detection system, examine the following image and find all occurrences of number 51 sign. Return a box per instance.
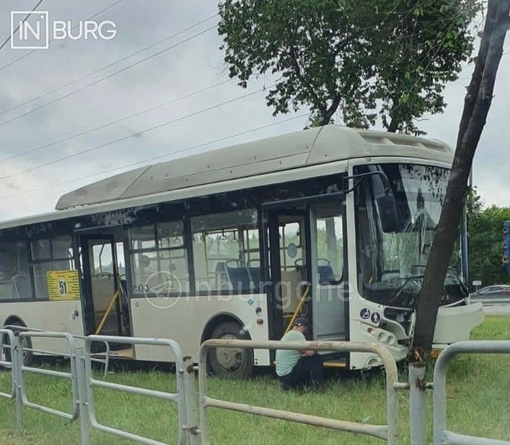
[47,270,80,301]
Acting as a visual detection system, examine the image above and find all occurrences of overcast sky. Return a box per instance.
[0,0,508,223]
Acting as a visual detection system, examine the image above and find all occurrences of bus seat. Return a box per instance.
[11,274,33,299]
[280,269,303,313]
[215,262,230,291]
[248,267,262,290]
[295,263,307,282]
[247,259,262,291]
[318,264,336,283]
[226,265,252,292]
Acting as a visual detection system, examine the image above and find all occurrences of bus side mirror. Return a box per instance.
[376,194,399,233]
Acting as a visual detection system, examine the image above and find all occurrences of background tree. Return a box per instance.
[467,191,510,288]
[218,0,478,133]
[412,0,510,357]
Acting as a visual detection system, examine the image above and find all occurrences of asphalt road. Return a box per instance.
[483,304,510,316]
[470,296,510,316]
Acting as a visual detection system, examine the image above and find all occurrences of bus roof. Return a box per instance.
[0,125,453,231]
[55,124,452,211]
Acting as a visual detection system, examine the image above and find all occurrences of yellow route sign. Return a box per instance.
[47,270,80,301]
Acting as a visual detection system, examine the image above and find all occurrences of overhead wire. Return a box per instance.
[0,113,308,200]
[0,14,218,125]
[0,0,127,70]
[4,1,502,201]
[0,84,275,181]
[0,0,46,51]
[0,78,233,163]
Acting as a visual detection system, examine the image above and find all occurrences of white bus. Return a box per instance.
[0,125,484,377]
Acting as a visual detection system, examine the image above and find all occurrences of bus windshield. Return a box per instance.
[355,163,467,308]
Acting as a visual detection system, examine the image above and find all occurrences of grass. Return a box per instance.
[0,316,508,444]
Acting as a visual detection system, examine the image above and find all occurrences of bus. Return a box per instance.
[0,124,484,377]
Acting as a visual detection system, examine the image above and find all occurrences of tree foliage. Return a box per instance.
[467,190,510,288]
[218,0,478,133]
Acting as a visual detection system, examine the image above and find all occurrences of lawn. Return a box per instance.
[0,316,508,444]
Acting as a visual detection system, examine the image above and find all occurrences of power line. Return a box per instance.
[0,0,128,71]
[0,78,233,163]
[0,16,218,125]
[0,85,272,181]
[0,113,308,200]
[0,0,45,51]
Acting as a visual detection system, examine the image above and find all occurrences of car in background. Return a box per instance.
[470,285,510,305]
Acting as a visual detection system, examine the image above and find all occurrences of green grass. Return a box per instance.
[0,316,508,444]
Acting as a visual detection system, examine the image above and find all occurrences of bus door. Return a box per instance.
[79,234,127,337]
[309,202,348,343]
[263,206,311,341]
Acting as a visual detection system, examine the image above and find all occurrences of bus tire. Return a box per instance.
[208,321,254,379]
[4,321,33,367]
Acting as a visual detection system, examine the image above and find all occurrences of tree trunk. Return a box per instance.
[412,0,510,358]
[387,116,399,133]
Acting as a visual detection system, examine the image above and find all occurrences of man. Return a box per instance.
[275,317,324,390]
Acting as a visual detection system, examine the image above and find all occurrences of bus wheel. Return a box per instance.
[208,321,254,379]
[4,322,33,367]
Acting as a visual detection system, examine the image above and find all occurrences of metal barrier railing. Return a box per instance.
[198,339,400,445]
[17,332,81,424]
[0,329,18,400]
[84,335,199,445]
[4,324,112,377]
[433,340,510,445]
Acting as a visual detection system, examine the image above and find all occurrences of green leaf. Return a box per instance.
[217,0,478,132]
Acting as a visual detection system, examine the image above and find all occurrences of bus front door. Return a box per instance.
[309,203,348,343]
[264,208,311,341]
[264,199,348,352]
[79,235,126,337]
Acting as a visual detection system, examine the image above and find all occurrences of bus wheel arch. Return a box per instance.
[3,316,33,366]
[202,314,254,379]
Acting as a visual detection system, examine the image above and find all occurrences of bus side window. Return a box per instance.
[30,236,75,300]
[129,221,189,295]
[0,241,32,300]
[191,209,260,293]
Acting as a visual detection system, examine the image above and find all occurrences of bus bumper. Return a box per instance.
[432,301,484,346]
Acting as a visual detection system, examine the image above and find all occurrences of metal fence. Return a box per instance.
[17,331,82,424]
[1,330,510,445]
[433,340,510,445]
[0,329,18,401]
[83,335,199,445]
[0,330,199,445]
[198,339,400,445]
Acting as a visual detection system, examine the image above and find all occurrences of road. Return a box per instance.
[483,304,510,316]
[469,296,510,316]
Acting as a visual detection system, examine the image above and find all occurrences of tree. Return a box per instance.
[468,203,510,288]
[412,0,510,357]
[218,0,478,133]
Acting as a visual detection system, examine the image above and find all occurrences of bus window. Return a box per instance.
[354,163,467,308]
[31,239,51,260]
[315,210,344,284]
[0,241,31,300]
[244,228,261,289]
[279,221,304,272]
[31,236,75,300]
[91,243,113,274]
[191,209,259,293]
[129,221,189,297]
